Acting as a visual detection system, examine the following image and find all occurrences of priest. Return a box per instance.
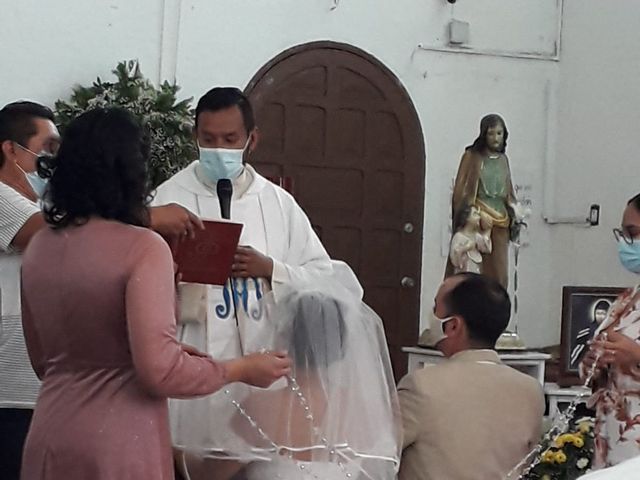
[152,87,359,478]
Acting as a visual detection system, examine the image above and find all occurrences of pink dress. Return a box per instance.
[19,219,227,480]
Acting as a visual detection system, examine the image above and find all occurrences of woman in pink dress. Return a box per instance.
[19,107,291,480]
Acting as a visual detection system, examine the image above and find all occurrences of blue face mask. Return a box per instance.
[25,171,48,198]
[198,138,249,183]
[15,144,50,198]
[617,239,640,274]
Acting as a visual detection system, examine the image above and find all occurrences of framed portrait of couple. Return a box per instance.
[558,286,625,386]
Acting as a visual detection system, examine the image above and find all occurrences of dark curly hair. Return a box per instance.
[39,107,151,228]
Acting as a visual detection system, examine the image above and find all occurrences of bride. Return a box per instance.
[173,277,401,480]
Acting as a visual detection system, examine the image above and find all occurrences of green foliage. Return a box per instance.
[54,60,196,187]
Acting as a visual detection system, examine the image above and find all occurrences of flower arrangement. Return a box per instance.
[54,60,196,188]
[525,417,595,480]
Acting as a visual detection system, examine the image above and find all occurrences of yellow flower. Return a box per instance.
[554,434,574,447]
[541,450,556,464]
[573,436,585,448]
[541,475,552,480]
[554,451,568,464]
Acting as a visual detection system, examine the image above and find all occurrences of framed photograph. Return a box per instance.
[559,286,625,386]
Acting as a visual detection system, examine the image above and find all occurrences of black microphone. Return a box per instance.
[217,179,233,220]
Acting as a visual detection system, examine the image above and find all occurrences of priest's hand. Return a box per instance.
[149,203,204,240]
[232,245,274,279]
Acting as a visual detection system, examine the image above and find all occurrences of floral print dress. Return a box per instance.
[585,285,640,468]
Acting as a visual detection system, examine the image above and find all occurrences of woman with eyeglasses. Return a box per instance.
[580,192,640,469]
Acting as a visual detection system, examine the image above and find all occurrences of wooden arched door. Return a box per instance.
[245,42,425,379]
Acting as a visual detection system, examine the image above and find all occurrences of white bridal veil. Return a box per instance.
[171,273,401,480]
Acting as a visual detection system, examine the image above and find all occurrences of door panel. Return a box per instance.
[246,42,425,379]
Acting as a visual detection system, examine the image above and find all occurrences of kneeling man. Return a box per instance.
[398,273,544,480]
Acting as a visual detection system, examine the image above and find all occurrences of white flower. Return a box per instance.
[577,457,589,469]
[56,60,195,186]
[575,416,595,425]
[510,201,531,222]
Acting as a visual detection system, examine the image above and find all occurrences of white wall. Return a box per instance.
[0,1,164,103]
[1,0,634,348]
[545,0,640,341]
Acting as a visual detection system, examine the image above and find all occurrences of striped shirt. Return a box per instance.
[0,182,41,408]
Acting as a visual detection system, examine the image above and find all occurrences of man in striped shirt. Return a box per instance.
[0,102,58,480]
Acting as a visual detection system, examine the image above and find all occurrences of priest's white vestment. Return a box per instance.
[153,161,340,359]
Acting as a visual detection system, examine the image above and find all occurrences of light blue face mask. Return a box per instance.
[617,239,640,274]
[15,143,49,198]
[25,170,48,198]
[198,137,249,183]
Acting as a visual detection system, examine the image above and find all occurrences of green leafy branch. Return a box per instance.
[55,60,196,187]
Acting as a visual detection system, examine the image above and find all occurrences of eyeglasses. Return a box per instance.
[613,227,637,245]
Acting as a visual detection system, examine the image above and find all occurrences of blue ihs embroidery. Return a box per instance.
[250,278,263,320]
[215,278,265,321]
[215,283,233,318]
[234,278,250,312]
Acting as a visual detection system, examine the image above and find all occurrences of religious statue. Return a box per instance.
[445,113,525,289]
[448,205,493,274]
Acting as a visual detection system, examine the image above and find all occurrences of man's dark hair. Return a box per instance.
[40,107,151,229]
[195,87,255,134]
[468,113,508,154]
[627,192,640,212]
[443,273,511,347]
[0,101,54,167]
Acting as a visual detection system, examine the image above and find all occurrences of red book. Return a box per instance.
[171,220,243,285]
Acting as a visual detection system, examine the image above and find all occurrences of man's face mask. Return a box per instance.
[15,143,50,198]
[422,310,454,347]
[198,136,250,183]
